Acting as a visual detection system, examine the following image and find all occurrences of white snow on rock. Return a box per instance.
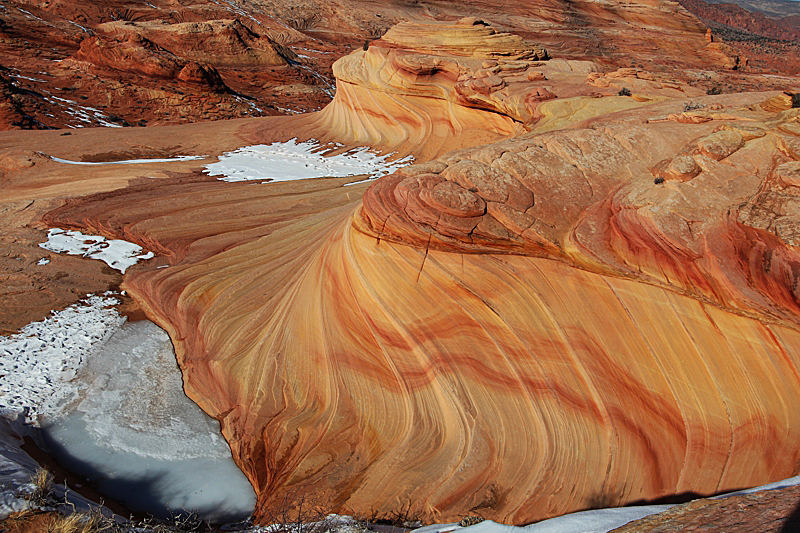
[49,155,206,165]
[39,228,154,274]
[412,473,800,533]
[0,295,124,425]
[203,138,413,184]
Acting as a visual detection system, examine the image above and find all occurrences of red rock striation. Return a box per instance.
[5,3,800,530]
[39,90,800,528]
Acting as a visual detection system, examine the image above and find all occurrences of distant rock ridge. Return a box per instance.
[679,0,800,41]
[94,19,298,68]
[74,33,227,89]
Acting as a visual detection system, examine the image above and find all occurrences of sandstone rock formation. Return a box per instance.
[74,33,227,89]
[33,94,800,526]
[260,18,710,161]
[94,19,297,68]
[0,0,762,130]
[4,3,800,530]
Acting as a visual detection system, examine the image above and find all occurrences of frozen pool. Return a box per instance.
[35,320,255,522]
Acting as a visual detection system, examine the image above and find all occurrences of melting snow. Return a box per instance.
[204,139,413,184]
[39,228,154,273]
[44,95,123,128]
[0,295,123,425]
[49,154,206,165]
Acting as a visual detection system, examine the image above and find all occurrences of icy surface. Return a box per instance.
[0,416,39,518]
[42,321,256,522]
[39,228,154,273]
[1,297,254,522]
[204,139,412,183]
[49,155,206,165]
[0,295,124,425]
[412,473,800,533]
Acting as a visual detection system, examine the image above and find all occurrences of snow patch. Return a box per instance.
[49,154,206,165]
[43,95,123,128]
[0,295,124,425]
[204,139,413,184]
[39,228,154,274]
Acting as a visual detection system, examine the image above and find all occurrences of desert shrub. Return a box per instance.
[707,85,723,95]
[46,511,105,533]
[24,468,54,506]
[617,87,631,97]
[459,516,485,527]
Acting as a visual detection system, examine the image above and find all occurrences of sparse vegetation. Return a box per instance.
[683,101,705,112]
[458,516,484,527]
[46,510,106,533]
[707,85,723,95]
[618,87,631,97]
[23,467,54,506]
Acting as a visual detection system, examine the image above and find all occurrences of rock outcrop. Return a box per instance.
[262,18,707,160]
[4,2,800,530]
[34,93,800,526]
[74,33,227,89]
[95,19,297,68]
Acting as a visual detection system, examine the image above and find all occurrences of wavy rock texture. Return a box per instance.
[253,19,706,160]
[38,93,800,526]
[13,10,800,528]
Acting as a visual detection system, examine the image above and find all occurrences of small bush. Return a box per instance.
[459,516,485,527]
[683,101,705,112]
[25,468,54,506]
[47,511,104,533]
[617,87,631,97]
[707,86,723,95]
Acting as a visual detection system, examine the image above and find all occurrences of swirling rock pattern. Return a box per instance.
[252,19,706,161]
[14,15,800,529]
[37,94,800,526]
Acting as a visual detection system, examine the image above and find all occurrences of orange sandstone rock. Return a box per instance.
[34,94,800,526]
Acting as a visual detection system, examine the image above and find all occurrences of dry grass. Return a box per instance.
[24,467,54,506]
[46,511,105,533]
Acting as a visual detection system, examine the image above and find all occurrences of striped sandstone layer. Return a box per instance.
[10,14,800,528]
[36,93,800,525]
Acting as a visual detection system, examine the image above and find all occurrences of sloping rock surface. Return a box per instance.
[3,3,800,531]
[36,93,800,527]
